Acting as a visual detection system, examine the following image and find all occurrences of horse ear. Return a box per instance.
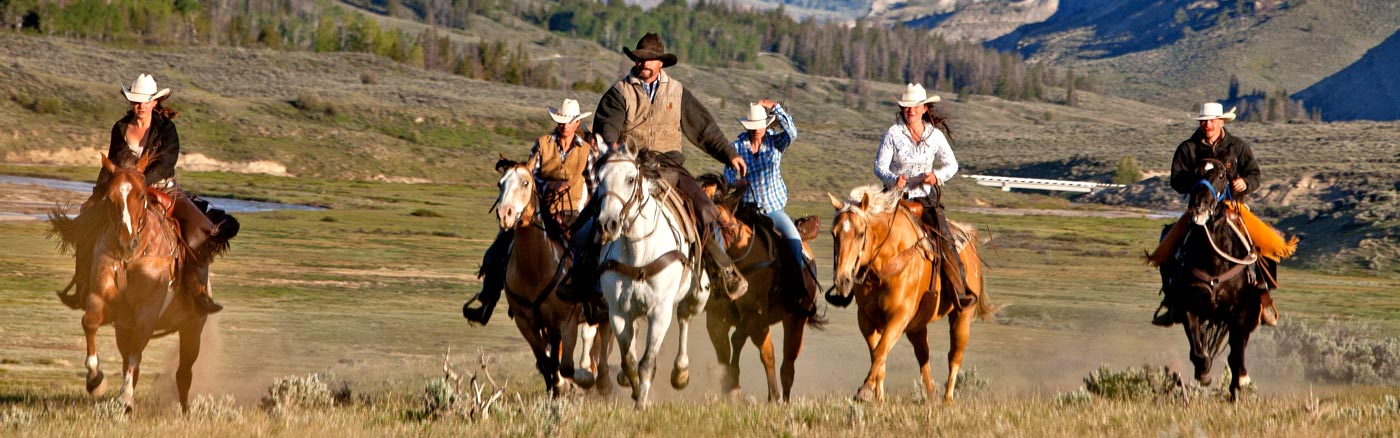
[860,193,871,210]
[702,183,717,199]
[134,151,153,173]
[827,192,843,210]
[100,154,117,174]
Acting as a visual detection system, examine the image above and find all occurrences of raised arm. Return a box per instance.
[770,103,796,152]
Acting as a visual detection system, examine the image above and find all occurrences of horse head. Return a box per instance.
[594,144,648,243]
[703,176,748,248]
[100,153,153,255]
[1187,158,1231,226]
[827,191,873,300]
[494,155,536,230]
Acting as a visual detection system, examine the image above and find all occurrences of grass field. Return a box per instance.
[1,166,1397,436]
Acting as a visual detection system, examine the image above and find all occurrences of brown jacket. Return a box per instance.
[529,132,598,215]
[1169,128,1261,197]
[593,70,736,168]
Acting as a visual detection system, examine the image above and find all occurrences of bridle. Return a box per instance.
[597,156,650,233]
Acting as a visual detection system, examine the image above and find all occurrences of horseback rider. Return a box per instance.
[872,83,976,307]
[65,74,230,314]
[463,98,605,325]
[563,32,750,307]
[1151,102,1289,327]
[722,98,819,316]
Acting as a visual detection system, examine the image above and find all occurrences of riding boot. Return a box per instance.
[930,205,974,308]
[186,262,223,314]
[781,239,817,316]
[1151,299,1178,327]
[464,230,513,325]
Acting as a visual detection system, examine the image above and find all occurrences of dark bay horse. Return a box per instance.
[1167,158,1268,401]
[48,154,207,412]
[703,179,825,402]
[493,158,610,396]
[828,186,993,403]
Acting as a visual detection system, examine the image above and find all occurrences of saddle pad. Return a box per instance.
[654,180,701,247]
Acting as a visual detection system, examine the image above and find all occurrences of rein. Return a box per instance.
[597,155,691,283]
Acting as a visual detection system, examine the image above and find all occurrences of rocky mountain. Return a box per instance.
[1294,29,1400,122]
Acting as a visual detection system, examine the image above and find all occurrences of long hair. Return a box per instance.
[125,95,180,120]
[893,103,952,142]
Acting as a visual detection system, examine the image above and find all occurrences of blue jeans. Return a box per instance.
[766,209,805,270]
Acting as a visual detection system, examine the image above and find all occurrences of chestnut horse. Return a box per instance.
[48,154,207,412]
[1166,158,1267,401]
[704,179,825,402]
[493,158,610,396]
[828,186,993,403]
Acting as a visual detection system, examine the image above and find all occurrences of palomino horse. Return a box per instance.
[1167,158,1267,401]
[828,186,993,403]
[704,179,825,402]
[48,154,207,412]
[492,158,609,396]
[592,146,708,409]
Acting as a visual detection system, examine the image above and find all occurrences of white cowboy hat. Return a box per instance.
[737,102,775,131]
[548,98,592,124]
[895,83,940,107]
[121,74,171,103]
[1192,102,1237,122]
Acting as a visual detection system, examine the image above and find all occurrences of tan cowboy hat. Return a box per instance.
[1192,102,1237,122]
[737,102,775,131]
[623,33,678,67]
[548,98,593,124]
[121,74,171,103]
[895,83,940,107]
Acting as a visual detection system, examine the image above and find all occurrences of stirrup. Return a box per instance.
[1260,304,1279,327]
[193,294,224,314]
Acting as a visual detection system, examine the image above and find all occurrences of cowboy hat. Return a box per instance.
[895,83,940,107]
[548,98,593,124]
[623,33,678,68]
[121,74,171,103]
[737,102,775,131]
[1192,102,1237,122]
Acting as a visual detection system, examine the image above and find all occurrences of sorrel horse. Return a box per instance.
[828,186,993,403]
[592,146,708,409]
[48,154,207,412]
[704,179,825,402]
[1166,158,1267,401]
[492,158,609,396]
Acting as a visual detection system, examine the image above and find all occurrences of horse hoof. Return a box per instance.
[616,371,631,388]
[87,372,106,396]
[573,370,597,389]
[670,367,690,390]
[853,386,876,403]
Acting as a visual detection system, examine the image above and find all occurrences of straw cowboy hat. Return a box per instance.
[623,33,678,67]
[738,102,775,131]
[895,83,940,107]
[121,74,171,103]
[1192,102,1237,121]
[548,98,593,124]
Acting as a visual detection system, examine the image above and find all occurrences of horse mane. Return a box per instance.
[844,185,901,214]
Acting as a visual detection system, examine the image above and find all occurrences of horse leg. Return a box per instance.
[705,310,739,397]
[611,313,639,395]
[574,321,597,389]
[904,326,935,403]
[670,314,692,390]
[854,312,881,402]
[779,316,807,403]
[514,314,559,395]
[592,319,613,396]
[116,324,154,413]
[177,316,207,413]
[944,308,975,403]
[638,308,675,409]
[749,324,780,403]
[82,298,106,397]
[1228,320,1257,402]
[1183,315,1213,386]
[859,309,914,403]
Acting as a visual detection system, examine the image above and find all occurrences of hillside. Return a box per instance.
[1294,29,1400,122]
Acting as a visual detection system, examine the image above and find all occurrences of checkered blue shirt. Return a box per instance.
[723,104,797,214]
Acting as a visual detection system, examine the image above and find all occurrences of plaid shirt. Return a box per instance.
[723,104,797,214]
[530,132,606,207]
[873,122,958,199]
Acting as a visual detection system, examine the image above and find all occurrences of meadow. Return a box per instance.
[1,166,1397,436]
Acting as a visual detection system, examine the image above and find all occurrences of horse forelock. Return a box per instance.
[843,185,900,215]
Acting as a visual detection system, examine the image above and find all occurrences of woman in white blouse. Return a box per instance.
[872,83,974,307]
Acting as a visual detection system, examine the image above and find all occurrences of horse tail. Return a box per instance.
[46,204,81,253]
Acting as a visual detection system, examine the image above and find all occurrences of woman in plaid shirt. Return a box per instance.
[723,99,818,316]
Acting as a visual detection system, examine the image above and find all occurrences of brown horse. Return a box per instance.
[48,154,207,413]
[493,159,610,396]
[702,179,825,402]
[827,186,993,403]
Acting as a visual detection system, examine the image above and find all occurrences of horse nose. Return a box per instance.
[602,219,619,236]
[835,276,852,294]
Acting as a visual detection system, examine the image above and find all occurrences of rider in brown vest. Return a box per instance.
[64,74,231,315]
[1150,102,1284,327]
[464,99,603,325]
[562,33,750,309]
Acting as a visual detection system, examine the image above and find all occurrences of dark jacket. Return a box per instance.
[94,111,180,195]
[1169,128,1261,197]
[593,72,737,168]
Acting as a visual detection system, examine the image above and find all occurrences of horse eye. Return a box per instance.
[626,176,636,184]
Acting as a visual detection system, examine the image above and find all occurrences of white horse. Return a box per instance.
[593,146,709,409]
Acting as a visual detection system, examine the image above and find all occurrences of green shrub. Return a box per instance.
[262,373,343,415]
[1083,364,1180,401]
[32,97,62,114]
[293,91,338,116]
[1260,319,1400,385]
[1112,155,1143,185]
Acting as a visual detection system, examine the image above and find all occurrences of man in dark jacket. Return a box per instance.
[563,33,750,310]
[1152,102,1278,327]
